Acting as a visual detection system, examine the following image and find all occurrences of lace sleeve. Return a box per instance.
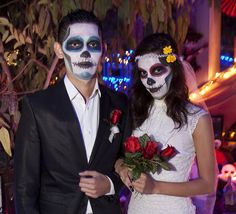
[188,105,209,134]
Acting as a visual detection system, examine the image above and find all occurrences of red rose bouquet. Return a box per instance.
[123,134,178,180]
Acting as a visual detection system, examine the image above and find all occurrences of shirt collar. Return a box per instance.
[64,75,101,101]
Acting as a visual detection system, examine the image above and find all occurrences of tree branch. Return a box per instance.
[43,56,59,89]
[0,0,19,9]
[0,38,14,91]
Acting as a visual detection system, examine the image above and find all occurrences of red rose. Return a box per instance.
[111,109,122,125]
[143,141,158,159]
[160,145,177,159]
[124,136,141,153]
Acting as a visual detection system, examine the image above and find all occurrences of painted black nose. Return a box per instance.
[147,78,156,86]
[80,51,91,58]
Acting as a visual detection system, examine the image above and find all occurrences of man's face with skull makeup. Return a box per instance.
[138,53,173,99]
[62,23,102,81]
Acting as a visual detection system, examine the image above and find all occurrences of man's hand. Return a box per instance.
[79,171,111,198]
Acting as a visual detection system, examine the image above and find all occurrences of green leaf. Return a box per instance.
[150,163,157,174]
[156,0,165,23]
[157,161,172,171]
[5,35,16,43]
[94,0,112,20]
[151,4,158,32]
[139,133,150,147]
[153,155,162,162]
[132,167,141,181]
[2,30,9,42]
[168,18,176,39]
[38,0,49,5]
[0,17,10,26]
[139,0,149,25]
[49,1,59,26]
[41,10,51,39]
[125,152,142,159]
[0,127,12,157]
[176,15,183,42]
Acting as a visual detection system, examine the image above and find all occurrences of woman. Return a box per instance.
[115,33,217,214]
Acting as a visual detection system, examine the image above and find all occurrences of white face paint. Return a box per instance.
[62,23,102,80]
[219,164,236,182]
[138,53,173,99]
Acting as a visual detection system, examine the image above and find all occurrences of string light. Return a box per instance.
[102,50,134,93]
[221,55,234,63]
[6,49,19,66]
[190,65,236,101]
[230,132,235,139]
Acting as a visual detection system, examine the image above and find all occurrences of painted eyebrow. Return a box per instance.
[137,67,147,73]
[149,63,165,71]
[66,35,84,43]
[87,36,101,42]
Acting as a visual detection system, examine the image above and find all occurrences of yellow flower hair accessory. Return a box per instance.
[134,45,177,63]
[166,55,176,63]
[163,45,176,63]
[163,46,172,55]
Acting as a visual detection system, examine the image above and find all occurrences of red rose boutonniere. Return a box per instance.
[123,134,178,180]
[109,109,122,143]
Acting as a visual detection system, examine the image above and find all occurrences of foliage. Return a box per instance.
[0,0,196,156]
[0,0,196,92]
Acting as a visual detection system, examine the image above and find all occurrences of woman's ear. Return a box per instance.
[54,42,64,59]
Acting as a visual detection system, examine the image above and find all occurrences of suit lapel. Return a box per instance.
[54,80,88,167]
[89,86,111,165]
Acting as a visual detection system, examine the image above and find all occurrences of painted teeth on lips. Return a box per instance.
[149,87,160,93]
[149,85,162,93]
[73,61,94,68]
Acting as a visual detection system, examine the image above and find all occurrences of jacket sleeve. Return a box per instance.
[14,96,40,214]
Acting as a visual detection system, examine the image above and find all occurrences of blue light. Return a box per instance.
[102,51,134,94]
[103,76,108,81]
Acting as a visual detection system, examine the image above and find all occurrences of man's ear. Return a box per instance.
[54,42,64,59]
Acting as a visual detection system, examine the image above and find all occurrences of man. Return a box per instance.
[14,9,131,214]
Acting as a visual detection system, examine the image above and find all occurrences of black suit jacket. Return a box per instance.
[14,79,131,214]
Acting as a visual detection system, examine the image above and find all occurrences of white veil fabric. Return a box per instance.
[180,57,208,111]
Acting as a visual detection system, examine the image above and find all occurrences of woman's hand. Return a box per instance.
[132,173,156,194]
[115,159,133,191]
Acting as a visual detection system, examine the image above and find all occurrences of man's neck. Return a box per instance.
[67,73,97,102]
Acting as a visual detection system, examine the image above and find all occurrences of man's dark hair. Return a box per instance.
[58,9,102,44]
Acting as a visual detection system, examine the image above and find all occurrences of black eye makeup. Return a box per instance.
[87,36,101,52]
[139,68,148,79]
[150,64,168,76]
[65,36,83,51]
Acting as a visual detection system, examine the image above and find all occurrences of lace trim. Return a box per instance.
[188,106,208,134]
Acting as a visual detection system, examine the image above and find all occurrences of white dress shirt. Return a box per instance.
[64,75,115,214]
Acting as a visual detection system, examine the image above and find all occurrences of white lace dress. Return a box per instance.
[128,100,208,214]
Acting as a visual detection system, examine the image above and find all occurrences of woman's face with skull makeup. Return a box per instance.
[62,23,102,81]
[138,53,173,100]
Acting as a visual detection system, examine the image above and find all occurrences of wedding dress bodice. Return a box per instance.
[128,100,208,214]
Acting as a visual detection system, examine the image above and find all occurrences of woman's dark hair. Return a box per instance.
[58,9,103,44]
[129,33,189,129]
